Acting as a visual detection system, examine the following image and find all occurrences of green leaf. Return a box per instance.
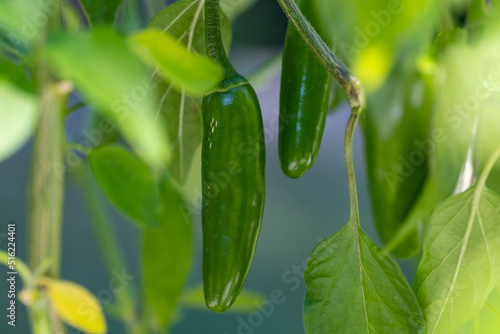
[130,29,223,97]
[143,175,192,327]
[459,283,500,334]
[180,285,266,313]
[80,0,123,25]
[0,0,43,46]
[220,0,257,20]
[44,28,169,169]
[0,77,38,163]
[413,187,500,334]
[148,0,232,183]
[304,223,424,334]
[89,145,161,229]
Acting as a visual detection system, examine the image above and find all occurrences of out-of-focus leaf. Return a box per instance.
[304,223,424,334]
[180,285,266,313]
[220,0,257,20]
[43,278,107,334]
[316,0,467,91]
[459,283,500,334]
[130,29,223,97]
[388,22,500,255]
[0,56,34,92]
[148,0,232,183]
[413,187,500,334]
[89,145,161,229]
[0,0,43,46]
[0,77,37,163]
[44,28,169,168]
[80,0,123,25]
[143,175,192,327]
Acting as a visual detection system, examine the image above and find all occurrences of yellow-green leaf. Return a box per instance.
[44,278,107,334]
[180,285,267,313]
[130,29,223,97]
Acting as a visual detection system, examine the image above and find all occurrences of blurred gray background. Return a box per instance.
[0,1,415,333]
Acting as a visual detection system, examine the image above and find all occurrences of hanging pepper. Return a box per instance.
[362,66,433,257]
[202,0,266,312]
[278,0,332,179]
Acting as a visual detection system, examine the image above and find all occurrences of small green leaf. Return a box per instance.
[130,29,223,97]
[44,28,169,169]
[143,175,192,327]
[459,283,500,334]
[413,187,500,334]
[304,223,424,334]
[180,285,266,313]
[89,145,161,229]
[0,77,38,163]
[80,0,123,25]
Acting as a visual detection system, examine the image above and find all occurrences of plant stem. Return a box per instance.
[29,68,69,334]
[344,107,364,224]
[76,163,141,334]
[276,0,365,109]
[205,0,237,77]
[29,74,68,278]
[477,146,500,190]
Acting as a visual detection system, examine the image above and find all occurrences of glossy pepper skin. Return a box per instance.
[202,0,265,313]
[279,0,332,179]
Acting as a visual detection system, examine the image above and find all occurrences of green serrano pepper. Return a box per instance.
[202,0,265,313]
[279,0,332,179]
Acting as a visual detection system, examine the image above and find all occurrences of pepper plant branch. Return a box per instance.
[344,107,364,225]
[276,0,365,109]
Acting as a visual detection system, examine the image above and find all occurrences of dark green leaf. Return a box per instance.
[413,187,500,334]
[80,0,123,25]
[304,223,424,334]
[44,28,170,168]
[148,0,232,183]
[143,175,192,327]
[89,145,161,229]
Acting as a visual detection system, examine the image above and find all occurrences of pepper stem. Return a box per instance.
[205,0,237,78]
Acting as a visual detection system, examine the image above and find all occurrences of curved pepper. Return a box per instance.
[278,0,332,179]
[202,0,265,313]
